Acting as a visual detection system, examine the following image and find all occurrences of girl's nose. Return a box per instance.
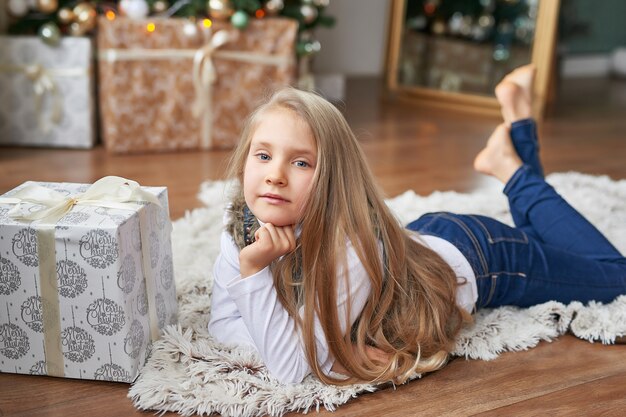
[265,170,287,186]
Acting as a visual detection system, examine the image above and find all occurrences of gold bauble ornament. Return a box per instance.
[73,2,96,31]
[69,21,87,36]
[264,0,284,16]
[39,22,61,46]
[57,7,75,24]
[153,0,169,14]
[207,0,233,21]
[432,18,446,36]
[37,0,58,14]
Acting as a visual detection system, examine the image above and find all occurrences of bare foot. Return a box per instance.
[474,124,523,184]
[495,64,536,126]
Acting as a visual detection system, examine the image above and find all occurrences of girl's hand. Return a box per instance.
[239,223,296,277]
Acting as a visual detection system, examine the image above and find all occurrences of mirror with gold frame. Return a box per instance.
[386,0,560,118]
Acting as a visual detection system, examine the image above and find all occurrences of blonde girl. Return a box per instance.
[208,65,626,385]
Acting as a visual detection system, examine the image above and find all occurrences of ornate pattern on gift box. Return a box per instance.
[87,278,126,336]
[62,306,95,363]
[21,281,43,333]
[160,255,174,290]
[12,228,39,267]
[97,17,297,153]
[0,36,95,149]
[124,319,145,359]
[95,344,131,382]
[0,253,21,294]
[137,279,149,316]
[79,229,119,269]
[0,305,30,359]
[57,239,88,298]
[0,178,177,382]
[118,254,137,294]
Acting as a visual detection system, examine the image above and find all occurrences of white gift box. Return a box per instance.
[0,178,177,382]
[0,36,96,148]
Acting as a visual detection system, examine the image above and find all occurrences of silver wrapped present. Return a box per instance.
[0,35,95,148]
[0,177,177,382]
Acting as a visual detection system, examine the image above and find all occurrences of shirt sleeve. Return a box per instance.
[208,230,372,384]
[208,231,256,348]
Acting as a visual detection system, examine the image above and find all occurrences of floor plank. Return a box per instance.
[309,336,626,417]
[476,373,626,417]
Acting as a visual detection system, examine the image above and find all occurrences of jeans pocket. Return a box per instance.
[468,215,529,244]
[479,271,528,308]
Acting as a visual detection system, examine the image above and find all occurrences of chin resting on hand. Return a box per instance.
[239,223,296,277]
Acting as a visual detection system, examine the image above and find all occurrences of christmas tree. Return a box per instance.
[5,0,334,57]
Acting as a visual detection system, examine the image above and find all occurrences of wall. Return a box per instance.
[313,0,391,76]
[559,0,626,77]
[559,0,626,55]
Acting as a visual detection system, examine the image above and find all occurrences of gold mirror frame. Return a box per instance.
[386,0,560,118]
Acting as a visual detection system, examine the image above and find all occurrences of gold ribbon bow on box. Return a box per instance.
[0,63,87,133]
[0,176,165,377]
[2,176,161,223]
[98,28,293,149]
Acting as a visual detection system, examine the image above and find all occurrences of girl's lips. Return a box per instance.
[260,194,289,204]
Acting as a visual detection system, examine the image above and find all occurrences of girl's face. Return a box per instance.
[243,108,317,227]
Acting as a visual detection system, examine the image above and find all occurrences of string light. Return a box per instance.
[255,9,265,19]
[146,22,156,32]
[202,18,212,28]
[105,10,116,21]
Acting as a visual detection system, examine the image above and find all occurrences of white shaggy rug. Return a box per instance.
[129,172,626,416]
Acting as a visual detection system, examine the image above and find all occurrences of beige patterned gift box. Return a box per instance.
[0,36,96,148]
[97,16,298,153]
[0,177,177,382]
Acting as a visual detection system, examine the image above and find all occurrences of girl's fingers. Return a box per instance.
[263,223,280,246]
[261,223,297,253]
[275,224,297,252]
[254,226,269,242]
[284,225,296,251]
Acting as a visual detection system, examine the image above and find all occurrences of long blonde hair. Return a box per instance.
[228,87,470,385]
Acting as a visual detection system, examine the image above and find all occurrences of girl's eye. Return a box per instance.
[294,160,309,168]
[256,153,270,161]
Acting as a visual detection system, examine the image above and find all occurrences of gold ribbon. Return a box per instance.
[98,29,293,149]
[191,30,231,149]
[138,208,161,344]
[1,176,161,223]
[0,176,163,377]
[0,64,87,133]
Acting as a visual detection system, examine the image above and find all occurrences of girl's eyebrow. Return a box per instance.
[250,140,272,149]
[252,141,316,159]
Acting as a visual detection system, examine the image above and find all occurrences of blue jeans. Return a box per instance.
[407,119,626,308]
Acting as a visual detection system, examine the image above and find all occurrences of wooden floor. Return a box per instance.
[1,76,625,416]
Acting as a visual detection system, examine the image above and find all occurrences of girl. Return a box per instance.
[208,65,626,385]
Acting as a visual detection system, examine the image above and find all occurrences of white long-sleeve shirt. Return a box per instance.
[208,226,477,384]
